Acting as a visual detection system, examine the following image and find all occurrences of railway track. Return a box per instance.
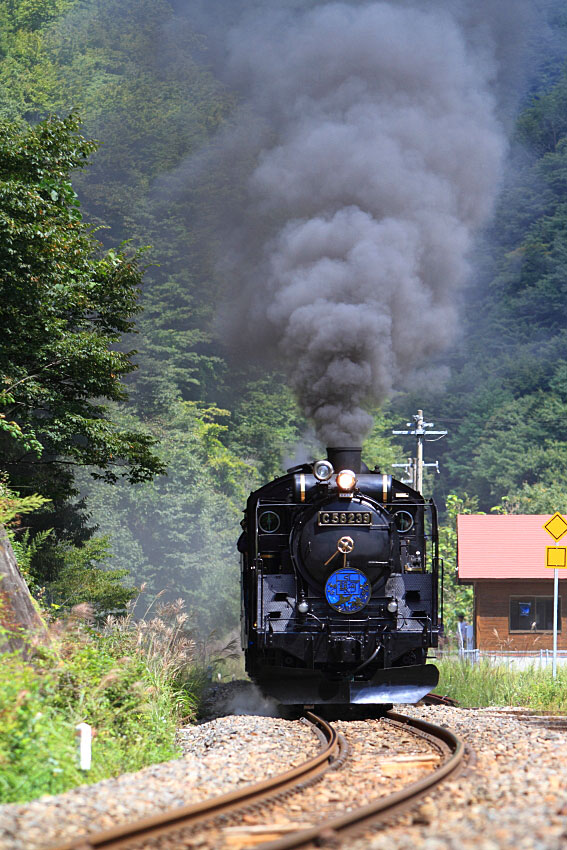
[480,708,567,730]
[47,712,343,850]
[421,692,459,707]
[254,710,465,850]
[47,710,465,850]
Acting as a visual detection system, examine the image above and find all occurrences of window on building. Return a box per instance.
[509,597,560,632]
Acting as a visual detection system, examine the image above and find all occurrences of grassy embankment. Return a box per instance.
[437,658,567,711]
[0,601,211,804]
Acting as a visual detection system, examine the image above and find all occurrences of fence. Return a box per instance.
[438,648,567,669]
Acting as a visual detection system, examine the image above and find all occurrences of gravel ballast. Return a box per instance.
[2,696,567,850]
[0,713,319,850]
[353,705,567,850]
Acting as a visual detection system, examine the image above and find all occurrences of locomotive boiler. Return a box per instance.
[239,447,441,706]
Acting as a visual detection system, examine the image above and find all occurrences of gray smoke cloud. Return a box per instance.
[185,1,535,445]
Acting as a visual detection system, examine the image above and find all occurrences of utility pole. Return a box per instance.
[415,409,424,493]
[392,409,447,494]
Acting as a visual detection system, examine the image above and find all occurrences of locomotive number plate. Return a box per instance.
[318,511,371,526]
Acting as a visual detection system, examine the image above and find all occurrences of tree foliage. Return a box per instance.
[77,402,257,634]
[47,536,136,615]
[2,0,567,632]
[439,494,476,635]
[407,56,567,517]
[0,113,164,504]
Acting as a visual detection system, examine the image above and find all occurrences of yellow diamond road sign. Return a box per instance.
[543,512,567,542]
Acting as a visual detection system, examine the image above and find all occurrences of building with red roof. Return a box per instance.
[457,514,567,651]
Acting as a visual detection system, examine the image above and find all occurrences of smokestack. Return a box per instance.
[327,447,362,474]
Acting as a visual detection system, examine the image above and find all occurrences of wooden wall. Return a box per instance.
[474,579,567,651]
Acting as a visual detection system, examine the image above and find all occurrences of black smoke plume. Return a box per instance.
[170,0,536,445]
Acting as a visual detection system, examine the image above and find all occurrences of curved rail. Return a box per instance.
[47,712,341,850]
[256,709,466,850]
[421,691,459,707]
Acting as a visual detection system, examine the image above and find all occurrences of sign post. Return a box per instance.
[543,513,567,678]
[555,567,559,677]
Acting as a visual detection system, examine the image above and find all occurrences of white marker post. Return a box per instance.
[76,722,92,771]
[543,513,567,679]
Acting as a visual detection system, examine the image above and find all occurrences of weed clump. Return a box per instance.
[437,657,567,711]
[0,597,215,803]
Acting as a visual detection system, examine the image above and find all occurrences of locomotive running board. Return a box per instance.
[255,663,439,705]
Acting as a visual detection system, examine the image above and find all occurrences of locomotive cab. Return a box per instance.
[240,446,440,705]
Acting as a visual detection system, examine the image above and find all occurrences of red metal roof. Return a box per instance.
[457,514,566,580]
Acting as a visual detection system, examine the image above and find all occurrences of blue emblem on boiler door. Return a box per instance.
[325,568,371,614]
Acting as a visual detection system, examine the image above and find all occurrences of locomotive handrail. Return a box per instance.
[436,556,444,625]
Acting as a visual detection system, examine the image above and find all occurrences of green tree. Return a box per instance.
[362,407,405,473]
[227,377,306,481]
[77,401,257,634]
[47,536,136,615]
[494,482,567,515]
[439,494,477,636]
[0,113,164,504]
[0,112,166,595]
[408,61,567,514]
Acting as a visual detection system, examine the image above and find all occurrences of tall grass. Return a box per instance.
[0,598,220,803]
[437,657,567,711]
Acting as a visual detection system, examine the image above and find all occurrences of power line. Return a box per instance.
[391,409,447,493]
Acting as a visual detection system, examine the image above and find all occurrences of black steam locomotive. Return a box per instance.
[239,447,441,705]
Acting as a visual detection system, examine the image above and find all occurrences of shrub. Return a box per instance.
[0,599,209,803]
[47,537,136,616]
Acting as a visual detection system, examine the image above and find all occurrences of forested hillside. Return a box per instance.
[407,37,567,515]
[2,0,567,633]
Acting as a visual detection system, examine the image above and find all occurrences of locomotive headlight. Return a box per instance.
[336,469,357,491]
[313,459,334,481]
[387,600,398,614]
[298,600,309,614]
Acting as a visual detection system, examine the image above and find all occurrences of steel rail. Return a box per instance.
[421,691,459,707]
[255,710,466,850]
[47,712,341,850]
